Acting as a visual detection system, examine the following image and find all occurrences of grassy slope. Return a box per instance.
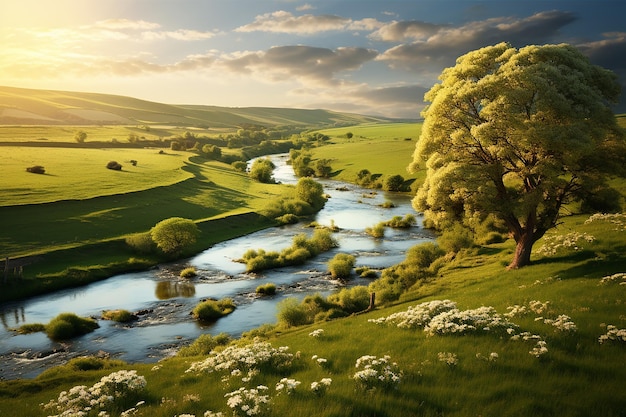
[1,120,624,416]
[0,86,399,127]
[311,123,425,189]
[1,215,624,417]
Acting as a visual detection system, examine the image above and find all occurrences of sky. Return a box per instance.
[1,0,626,118]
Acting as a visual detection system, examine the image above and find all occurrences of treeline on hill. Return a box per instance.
[168,125,330,164]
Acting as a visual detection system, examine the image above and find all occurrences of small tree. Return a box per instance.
[384,174,405,191]
[150,217,199,256]
[249,157,275,183]
[74,130,87,143]
[295,177,325,209]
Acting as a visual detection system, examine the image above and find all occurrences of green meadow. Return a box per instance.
[1,213,624,417]
[0,90,625,415]
[311,123,425,188]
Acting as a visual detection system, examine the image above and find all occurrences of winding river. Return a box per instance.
[0,154,433,379]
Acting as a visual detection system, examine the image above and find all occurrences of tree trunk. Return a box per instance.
[507,231,534,270]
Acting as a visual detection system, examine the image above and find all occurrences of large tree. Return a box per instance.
[410,43,624,269]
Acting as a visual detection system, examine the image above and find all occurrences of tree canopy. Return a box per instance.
[150,217,199,255]
[410,42,624,269]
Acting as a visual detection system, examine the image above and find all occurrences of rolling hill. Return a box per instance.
[0,86,406,128]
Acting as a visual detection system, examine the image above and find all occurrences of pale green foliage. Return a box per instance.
[150,217,199,255]
[328,253,356,279]
[411,43,624,268]
[249,157,275,183]
[295,177,326,208]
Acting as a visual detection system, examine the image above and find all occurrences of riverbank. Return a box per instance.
[1,211,277,303]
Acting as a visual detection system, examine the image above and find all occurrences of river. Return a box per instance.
[0,154,433,379]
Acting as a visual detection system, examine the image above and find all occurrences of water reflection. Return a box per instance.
[155,281,196,300]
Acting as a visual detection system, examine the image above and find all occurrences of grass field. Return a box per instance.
[311,123,424,188]
[0,213,624,417]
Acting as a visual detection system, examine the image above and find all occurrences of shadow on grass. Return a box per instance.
[533,249,624,280]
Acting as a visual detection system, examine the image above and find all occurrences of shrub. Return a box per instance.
[231,160,248,172]
[180,267,197,278]
[45,313,99,340]
[26,165,45,174]
[328,286,370,313]
[192,298,236,322]
[125,232,156,254]
[277,298,311,327]
[177,333,232,357]
[405,242,446,269]
[17,323,46,334]
[106,160,122,170]
[102,309,136,323]
[328,253,356,279]
[150,217,200,255]
[249,157,275,183]
[384,174,405,191]
[68,356,126,371]
[295,177,326,209]
[437,223,475,253]
[256,283,277,295]
[275,213,299,225]
[385,214,417,228]
[365,222,385,238]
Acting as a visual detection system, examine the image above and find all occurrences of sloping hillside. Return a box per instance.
[0,86,400,128]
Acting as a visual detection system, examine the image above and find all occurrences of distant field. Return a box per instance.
[311,123,424,187]
[0,125,194,143]
[0,147,193,206]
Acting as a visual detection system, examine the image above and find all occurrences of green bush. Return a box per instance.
[405,242,445,269]
[125,232,155,254]
[256,283,277,295]
[275,213,299,225]
[295,177,326,208]
[17,323,46,334]
[231,160,248,172]
[249,157,275,183]
[240,230,337,273]
[437,223,475,253]
[384,174,405,191]
[45,313,99,340]
[328,253,356,279]
[67,356,126,371]
[101,309,136,323]
[180,267,197,278]
[150,217,200,256]
[384,214,417,228]
[277,298,311,327]
[365,222,385,238]
[192,298,236,322]
[328,286,370,313]
[177,333,231,357]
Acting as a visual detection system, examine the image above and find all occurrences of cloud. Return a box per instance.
[92,19,161,30]
[577,32,626,71]
[221,45,378,85]
[378,10,577,71]
[296,4,315,11]
[370,21,448,42]
[236,10,348,34]
[235,10,383,34]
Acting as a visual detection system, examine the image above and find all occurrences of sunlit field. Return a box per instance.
[311,123,424,187]
[1,147,193,205]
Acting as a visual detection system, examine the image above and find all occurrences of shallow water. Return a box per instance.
[0,154,433,379]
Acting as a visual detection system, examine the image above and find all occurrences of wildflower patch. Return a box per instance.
[352,355,402,391]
